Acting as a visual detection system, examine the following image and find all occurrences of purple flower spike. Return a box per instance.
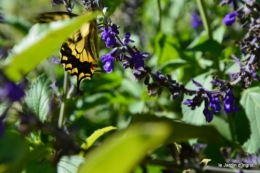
[223,11,238,26]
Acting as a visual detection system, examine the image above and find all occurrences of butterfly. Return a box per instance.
[36,10,100,92]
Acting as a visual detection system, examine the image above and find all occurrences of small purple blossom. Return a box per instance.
[223,11,238,26]
[203,99,214,122]
[184,95,204,110]
[52,56,61,64]
[0,81,25,102]
[209,94,221,113]
[100,48,117,73]
[123,32,134,44]
[0,12,4,23]
[223,89,239,114]
[0,72,25,102]
[127,47,149,69]
[191,12,202,28]
[101,24,119,48]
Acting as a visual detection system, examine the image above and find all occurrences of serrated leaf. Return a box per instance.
[58,156,85,173]
[3,12,98,82]
[24,74,52,122]
[240,87,260,153]
[79,126,117,156]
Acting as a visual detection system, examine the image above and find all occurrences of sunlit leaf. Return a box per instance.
[78,122,171,173]
[24,74,52,122]
[240,87,260,153]
[57,156,85,173]
[79,126,117,156]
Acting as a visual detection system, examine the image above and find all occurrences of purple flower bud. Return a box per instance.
[52,56,61,64]
[123,32,134,44]
[223,11,238,26]
[101,24,119,48]
[203,99,214,122]
[100,48,117,73]
[191,12,202,28]
[203,107,214,122]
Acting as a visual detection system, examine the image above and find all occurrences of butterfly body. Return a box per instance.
[36,11,100,91]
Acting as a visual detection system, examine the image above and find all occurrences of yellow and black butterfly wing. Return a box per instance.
[60,20,100,90]
[36,12,78,23]
[36,11,100,91]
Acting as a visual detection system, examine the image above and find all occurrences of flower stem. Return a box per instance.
[58,71,69,128]
[196,0,213,39]
[196,0,221,75]
[157,0,162,31]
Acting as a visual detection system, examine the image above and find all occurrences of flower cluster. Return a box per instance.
[97,2,246,122]
[51,0,259,123]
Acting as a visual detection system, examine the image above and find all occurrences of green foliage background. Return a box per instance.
[0,0,259,172]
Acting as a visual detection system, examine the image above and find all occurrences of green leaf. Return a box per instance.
[4,15,31,35]
[77,122,172,173]
[213,25,226,43]
[104,0,125,13]
[186,39,222,56]
[0,131,29,172]
[235,109,251,146]
[210,116,231,142]
[186,31,208,49]
[58,156,85,173]
[134,165,164,173]
[157,59,188,75]
[79,126,117,156]
[24,74,52,122]
[128,100,145,114]
[26,161,56,173]
[155,32,181,65]
[240,87,260,153]
[3,12,98,82]
[131,114,225,144]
